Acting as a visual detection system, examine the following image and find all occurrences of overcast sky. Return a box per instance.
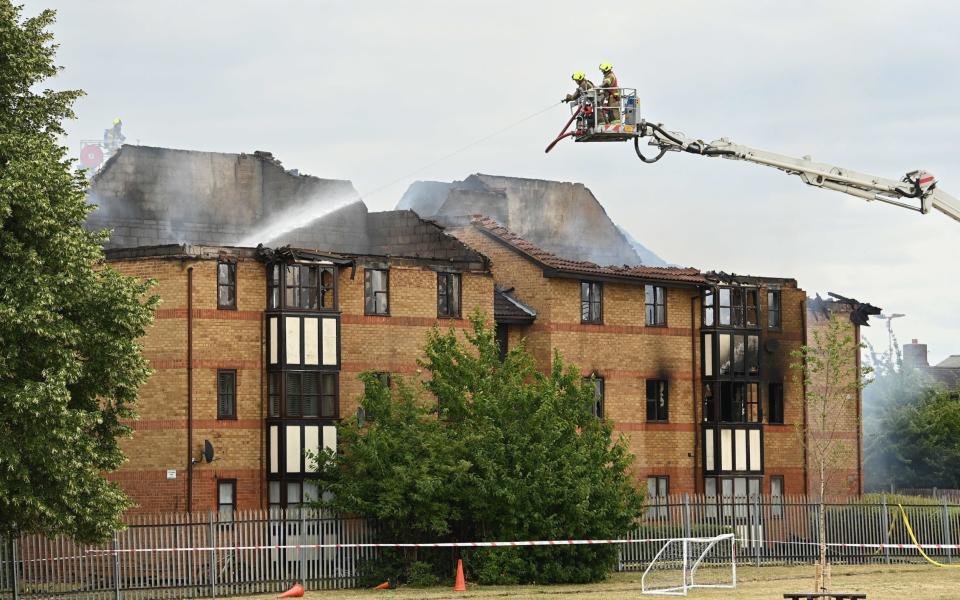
[31,0,959,363]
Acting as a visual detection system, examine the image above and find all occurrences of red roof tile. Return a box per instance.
[470,216,706,285]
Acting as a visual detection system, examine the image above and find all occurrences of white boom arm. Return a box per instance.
[640,122,960,223]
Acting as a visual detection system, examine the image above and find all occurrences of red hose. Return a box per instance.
[544,106,581,153]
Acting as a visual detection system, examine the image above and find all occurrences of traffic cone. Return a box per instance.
[277,582,304,598]
[374,581,391,590]
[453,559,467,592]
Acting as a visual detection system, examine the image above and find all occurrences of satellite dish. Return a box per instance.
[79,144,104,169]
[203,440,215,463]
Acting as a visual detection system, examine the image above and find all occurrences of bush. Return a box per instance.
[406,561,441,587]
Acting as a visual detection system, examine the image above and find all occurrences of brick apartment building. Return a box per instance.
[86,145,868,516]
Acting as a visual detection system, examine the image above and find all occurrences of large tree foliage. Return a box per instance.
[0,2,156,543]
[315,316,643,585]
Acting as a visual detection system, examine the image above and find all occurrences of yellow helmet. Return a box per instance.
[572,71,586,82]
[112,118,122,125]
[599,62,614,73]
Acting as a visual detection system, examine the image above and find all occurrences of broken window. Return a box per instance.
[731,288,744,327]
[217,369,236,419]
[437,272,461,318]
[747,335,759,375]
[645,285,667,326]
[745,289,758,326]
[719,288,732,326]
[217,260,236,310]
[580,281,602,324]
[768,382,784,424]
[584,376,604,418]
[719,382,761,423]
[703,383,715,421]
[768,289,781,329]
[718,334,732,375]
[268,264,280,309]
[284,264,336,310]
[703,289,715,327]
[646,379,668,422]
[717,286,760,329]
[364,269,389,315]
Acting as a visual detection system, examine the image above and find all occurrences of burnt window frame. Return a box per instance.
[645,285,667,327]
[437,272,462,319]
[217,259,237,310]
[703,288,716,327]
[217,478,237,521]
[217,369,237,420]
[580,281,603,324]
[364,268,390,316]
[271,371,339,420]
[274,263,337,311]
[716,286,760,329]
[768,382,784,424]
[584,375,604,418]
[718,381,762,423]
[767,289,782,330]
[646,379,669,422]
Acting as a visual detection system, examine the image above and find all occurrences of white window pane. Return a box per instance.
[218,482,234,503]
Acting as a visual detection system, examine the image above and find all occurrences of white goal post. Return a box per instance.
[641,533,736,596]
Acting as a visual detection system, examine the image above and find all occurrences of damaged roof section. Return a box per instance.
[469,216,706,286]
[494,286,537,324]
[398,173,668,267]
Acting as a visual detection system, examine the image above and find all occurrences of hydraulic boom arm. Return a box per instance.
[638,121,960,222]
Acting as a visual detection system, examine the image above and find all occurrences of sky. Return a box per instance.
[29,0,959,363]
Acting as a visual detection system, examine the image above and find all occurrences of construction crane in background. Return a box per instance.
[545,88,960,223]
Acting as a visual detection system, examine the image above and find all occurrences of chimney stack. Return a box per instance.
[903,339,929,368]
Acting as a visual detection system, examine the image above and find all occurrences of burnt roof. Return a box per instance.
[471,216,706,286]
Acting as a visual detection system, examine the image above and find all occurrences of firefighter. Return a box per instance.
[598,63,620,124]
[563,71,594,103]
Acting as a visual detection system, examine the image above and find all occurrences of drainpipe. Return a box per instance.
[800,298,809,497]
[855,324,863,496]
[186,266,194,514]
[259,312,265,509]
[690,294,699,494]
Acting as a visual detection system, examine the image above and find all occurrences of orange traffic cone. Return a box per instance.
[454,559,467,592]
[277,582,304,598]
[374,581,391,590]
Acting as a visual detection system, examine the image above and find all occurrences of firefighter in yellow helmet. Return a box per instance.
[598,63,620,125]
[563,71,595,103]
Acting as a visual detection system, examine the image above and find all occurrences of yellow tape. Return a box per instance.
[897,503,960,568]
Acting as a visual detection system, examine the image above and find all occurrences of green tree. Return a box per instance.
[0,2,157,543]
[791,315,870,592]
[315,315,643,585]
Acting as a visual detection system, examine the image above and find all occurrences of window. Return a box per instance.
[282,372,337,418]
[719,382,760,423]
[268,481,319,511]
[771,475,785,518]
[646,379,668,422]
[580,281,602,324]
[645,285,667,326]
[585,376,604,418]
[708,477,761,518]
[217,260,236,310]
[768,382,784,424]
[217,479,236,521]
[437,272,461,318]
[716,333,759,377]
[268,264,280,309]
[217,370,236,419]
[745,289,758,327]
[268,372,280,418]
[284,264,335,310]
[718,287,760,328]
[768,290,781,329]
[647,476,669,519]
[495,323,509,362]
[703,289,715,327]
[364,269,389,315]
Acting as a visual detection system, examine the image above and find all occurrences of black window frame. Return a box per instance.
[495,322,509,362]
[437,272,462,319]
[646,379,669,422]
[771,475,785,518]
[217,369,237,420]
[276,263,337,311]
[716,286,761,329]
[718,381,762,423]
[364,268,390,316]
[584,375,604,418]
[217,478,237,521]
[272,372,339,419]
[645,285,667,327]
[647,476,670,518]
[767,289,782,329]
[217,260,237,310]
[580,281,603,324]
[768,382,784,424]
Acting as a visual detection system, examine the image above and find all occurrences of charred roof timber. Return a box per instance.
[827,292,882,326]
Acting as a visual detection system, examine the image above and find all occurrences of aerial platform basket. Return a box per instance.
[545,87,640,152]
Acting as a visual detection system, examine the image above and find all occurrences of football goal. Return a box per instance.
[640,533,736,596]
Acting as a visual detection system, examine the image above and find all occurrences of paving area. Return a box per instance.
[241,564,960,599]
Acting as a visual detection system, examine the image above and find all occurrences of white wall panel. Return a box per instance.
[735,429,747,471]
[269,425,278,473]
[304,318,319,365]
[704,334,713,376]
[720,429,732,471]
[269,317,278,364]
[304,426,320,472]
[705,428,715,471]
[323,425,337,453]
[749,429,762,471]
[322,318,337,365]
[285,317,300,365]
[285,425,301,473]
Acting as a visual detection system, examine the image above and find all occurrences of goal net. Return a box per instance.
[640,533,736,596]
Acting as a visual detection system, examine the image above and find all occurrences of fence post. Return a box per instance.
[942,498,952,564]
[112,535,121,600]
[880,494,890,565]
[11,538,19,600]
[682,494,691,540]
[208,511,217,598]
[299,509,307,587]
[752,495,761,567]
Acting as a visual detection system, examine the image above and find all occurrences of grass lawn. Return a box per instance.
[240,564,960,599]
